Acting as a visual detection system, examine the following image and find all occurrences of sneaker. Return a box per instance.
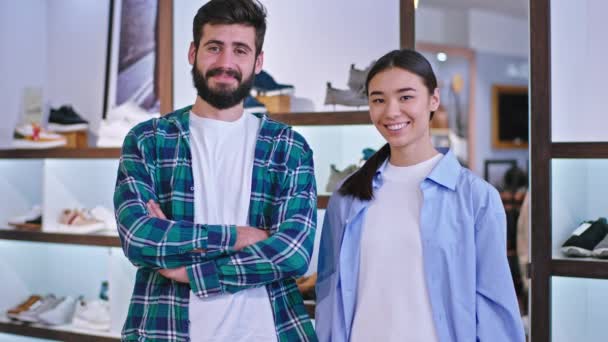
[89,206,117,232]
[347,62,374,93]
[57,209,106,234]
[13,124,67,149]
[96,101,159,147]
[244,96,267,114]
[38,296,78,326]
[324,82,368,107]
[7,295,42,320]
[8,205,42,231]
[48,106,89,132]
[72,299,111,331]
[12,295,61,323]
[561,218,608,257]
[592,233,608,258]
[253,70,294,96]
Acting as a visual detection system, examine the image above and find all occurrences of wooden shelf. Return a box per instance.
[552,143,608,158]
[269,111,371,126]
[551,259,608,279]
[0,229,120,247]
[0,148,121,159]
[0,320,119,342]
[317,195,329,209]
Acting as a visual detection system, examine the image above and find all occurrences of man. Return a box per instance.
[113,1,317,341]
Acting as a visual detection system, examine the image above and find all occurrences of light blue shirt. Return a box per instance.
[315,150,525,342]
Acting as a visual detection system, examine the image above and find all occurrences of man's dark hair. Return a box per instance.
[193,0,267,56]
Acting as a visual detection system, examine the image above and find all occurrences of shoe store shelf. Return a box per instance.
[552,142,608,158]
[551,258,608,279]
[0,229,120,247]
[0,148,121,159]
[269,111,372,126]
[0,320,119,342]
[318,195,329,209]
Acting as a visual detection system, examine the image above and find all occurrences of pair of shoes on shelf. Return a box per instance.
[13,123,66,149]
[561,217,608,258]
[48,105,89,132]
[324,62,374,108]
[8,205,42,231]
[7,294,76,325]
[57,206,116,234]
[253,70,294,96]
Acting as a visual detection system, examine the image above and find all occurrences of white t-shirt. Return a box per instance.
[350,154,442,342]
[188,112,277,342]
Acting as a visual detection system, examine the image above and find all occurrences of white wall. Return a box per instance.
[416,6,528,58]
[0,0,48,148]
[46,0,111,133]
[551,0,608,142]
[415,6,469,46]
[468,9,528,58]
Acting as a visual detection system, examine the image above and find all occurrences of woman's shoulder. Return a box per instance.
[456,167,503,210]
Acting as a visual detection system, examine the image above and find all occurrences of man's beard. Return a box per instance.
[191,60,254,110]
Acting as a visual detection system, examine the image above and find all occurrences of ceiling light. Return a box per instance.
[436,52,447,62]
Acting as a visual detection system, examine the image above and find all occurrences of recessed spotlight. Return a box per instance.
[437,52,447,62]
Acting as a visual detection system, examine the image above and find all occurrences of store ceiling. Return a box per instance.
[420,0,528,18]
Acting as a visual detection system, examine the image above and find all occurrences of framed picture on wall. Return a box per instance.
[484,159,517,191]
[492,85,528,149]
[103,0,162,118]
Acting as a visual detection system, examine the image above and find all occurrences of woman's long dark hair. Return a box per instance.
[338,49,438,200]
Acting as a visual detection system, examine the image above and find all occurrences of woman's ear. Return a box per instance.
[429,87,440,112]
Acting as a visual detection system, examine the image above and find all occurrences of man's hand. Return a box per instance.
[234,226,270,250]
[147,200,166,219]
[158,267,189,283]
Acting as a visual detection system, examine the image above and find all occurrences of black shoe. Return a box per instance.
[48,106,89,132]
[561,217,608,257]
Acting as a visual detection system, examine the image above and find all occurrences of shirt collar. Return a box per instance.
[372,149,461,191]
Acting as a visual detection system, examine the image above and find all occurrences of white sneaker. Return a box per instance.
[72,299,110,331]
[15,295,62,323]
[90,206,117,232]
[106,101,159,124]
[96,102,159,147]
[56,209,105,234]
[38,296,77,326]
[13,124,67,149]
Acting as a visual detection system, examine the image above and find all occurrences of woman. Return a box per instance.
[315,49,524,342]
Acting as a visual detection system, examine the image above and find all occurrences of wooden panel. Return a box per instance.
[400,0,415,49]
[529,0,552,341]
[0,230,120,247]
[0,148,121,159]
[552,143,608,158]
[158,0,174,114]
[0,321,118,342]
[317,195,329,209]
[552,259,608,279]
[268,111,371,126]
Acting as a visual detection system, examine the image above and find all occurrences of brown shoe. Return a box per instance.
[7,295,42,320]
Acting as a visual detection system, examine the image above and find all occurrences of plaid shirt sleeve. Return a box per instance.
[114,125,237,269]
[186,146,317,297]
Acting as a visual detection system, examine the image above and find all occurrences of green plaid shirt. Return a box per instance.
[114,106,317,341]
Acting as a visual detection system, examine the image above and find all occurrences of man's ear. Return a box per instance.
[188,41,197,66]
[254,50,264,74]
